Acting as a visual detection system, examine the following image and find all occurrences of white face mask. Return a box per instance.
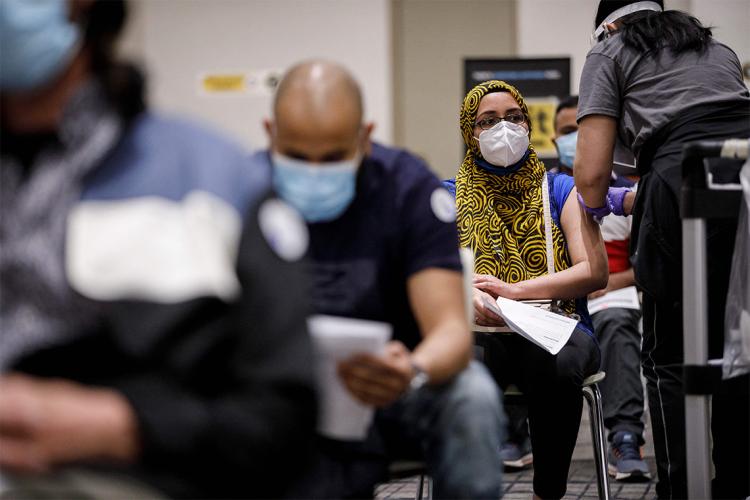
[477,120,530,167]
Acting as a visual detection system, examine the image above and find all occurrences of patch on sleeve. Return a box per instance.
[67,191,242,303]
[258,198,309,262]
[430,187,457,223]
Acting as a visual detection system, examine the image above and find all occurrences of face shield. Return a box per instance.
[589,1,663,47]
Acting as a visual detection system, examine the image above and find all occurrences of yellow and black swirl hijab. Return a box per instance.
[456,80,574,312]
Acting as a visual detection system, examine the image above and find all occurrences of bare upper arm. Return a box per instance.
[560,186,608,273]
[575,115,618,172]
[575,115,618,207]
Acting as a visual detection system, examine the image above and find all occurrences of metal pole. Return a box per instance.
[584,385,611,500]
[682,218,712,500]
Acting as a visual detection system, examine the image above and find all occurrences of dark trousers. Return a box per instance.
[503,401,530,446]
[633,142,750,499]
[476,328,600,499]
[592,307,645,443]
[641,295,750,500]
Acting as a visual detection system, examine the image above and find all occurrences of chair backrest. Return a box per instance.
[459,247,474,327]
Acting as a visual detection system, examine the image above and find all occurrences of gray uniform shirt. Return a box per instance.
[577,33,750,158]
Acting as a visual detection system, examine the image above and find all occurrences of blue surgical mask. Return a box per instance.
[555,130,578,169]
[0,0,81,91]
[272,152,360,223]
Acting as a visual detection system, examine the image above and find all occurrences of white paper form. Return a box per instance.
[473,299,554,333]
[484,297,578,355]
[472,297,513,333]
[586,286,640,315]
[307,315,392,441]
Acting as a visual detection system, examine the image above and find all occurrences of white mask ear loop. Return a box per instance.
[590,23,613,46]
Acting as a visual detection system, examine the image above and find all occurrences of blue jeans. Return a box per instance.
[288,361,505,499]
[379,360,505,498]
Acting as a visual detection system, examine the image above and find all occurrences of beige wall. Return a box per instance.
[516,0,597,95]
[688,0,750,65]
[392,0,516,180]
[118,0,393,151]
[118,0,747,166]
[516,0,750,95]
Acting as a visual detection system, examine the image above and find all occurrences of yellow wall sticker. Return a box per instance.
[201,74,246,93]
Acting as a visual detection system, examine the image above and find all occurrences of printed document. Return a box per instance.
[483,297,578,355]
[307,315,392,440]
[586,286,640,315]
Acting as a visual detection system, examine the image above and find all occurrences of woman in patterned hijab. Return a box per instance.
[444,80,607,499]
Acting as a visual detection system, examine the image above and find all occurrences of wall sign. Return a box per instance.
[464,58,571,166]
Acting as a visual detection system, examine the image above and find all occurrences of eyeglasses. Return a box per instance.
[474,111,526,130]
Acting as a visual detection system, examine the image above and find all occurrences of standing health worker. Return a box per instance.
[574,1,750,498]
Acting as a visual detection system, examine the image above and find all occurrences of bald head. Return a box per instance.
[267,60,371,163]
[274,60,363,129]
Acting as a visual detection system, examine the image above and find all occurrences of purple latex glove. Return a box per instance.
[577,187,631,222]
[577,192,610,221]
[607,186,630,216]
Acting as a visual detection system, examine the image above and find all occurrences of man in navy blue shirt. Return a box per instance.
[251,60,505,498]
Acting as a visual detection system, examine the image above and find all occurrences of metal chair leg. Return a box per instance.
[416,473,425,500]
[583,384,612,500]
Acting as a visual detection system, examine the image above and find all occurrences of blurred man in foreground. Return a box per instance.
[0,1,315,497]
